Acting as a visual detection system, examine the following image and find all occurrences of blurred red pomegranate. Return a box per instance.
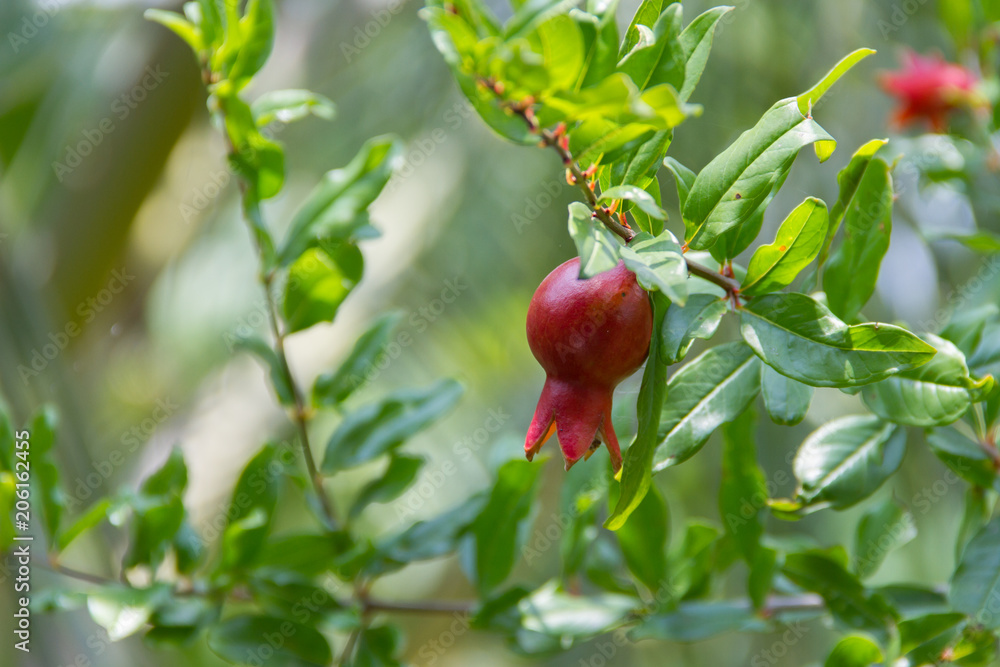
[879,51,981,132]
[524,258,652,472]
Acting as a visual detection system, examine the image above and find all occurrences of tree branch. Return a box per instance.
[481,79,742,297]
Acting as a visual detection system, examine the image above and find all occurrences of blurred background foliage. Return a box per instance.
[1,0,998,664]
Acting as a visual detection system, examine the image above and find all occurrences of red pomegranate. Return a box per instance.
[524,258,653,472]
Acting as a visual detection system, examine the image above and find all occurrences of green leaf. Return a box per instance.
[233,335,295,406]
[251,89,336,126]
[654,341,761,470]
[29,406,63,541]
[322,379,463,472]
[313,312,403,407]
[56,499,111,552]
[741,197,829,296]
[660,293,728,364]
[618,231,687,303]
[632,600,762,642]
[748,547,778,609]
[619,0,669,59]
[899,613,965,661]
[519,581,636,639]
[123,448,189,569]
[669,520,721,600]
[279,136,402,266]
[683,99,832,250]
[242,191,278,272]
[950,516,1000,629]
[760,364,814,426]
[782,551,896,642]
[257,533,349,576]
[720,409,766,561]
[929,230,1000,254]
[926,427,998,489]
[676,6,732,101]
[145,10,203,53]
[353,625,403,667]
[219,90,285,199]
[797,48,876,116]
[208,615,332,667]
[568,202,622,278]
[349,455,424,519]
[282,246,360,333]
[569,119,658,167]
[607,131,671,190]
[227,0,275,87]
[793,416,905,510]
[823,155,892,322]
[536,15,584,91]
[573,0,620,90]
[740,292,937,387]
[613,483,668,591]
[824,635,884,667]
[600,185,667,220]
[853,498,916,579]
[220,443,280,569]
[617,4,684,92]
[861,334,975,427]
[606,294,669,530]
[663,156,695,209]
[473,459,544,594]
[504,0,578,39]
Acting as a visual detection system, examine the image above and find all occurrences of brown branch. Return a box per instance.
[481,79,742,297]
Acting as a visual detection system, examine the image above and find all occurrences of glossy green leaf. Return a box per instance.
[313,312,403,407]
[600,185,667,220]
[853,498,916,579]
[283,246,359,333]
[824,635,883,667]
[660,293,727,364]
[683,99,832,250]
[669,520,722,601]
[322,379,463,471]
[619,231,687,303]
[748,547,778,610]
[504,0,578,39]
[208,615,332,667]
[862,334,975,427]
[818,138,888,269]
[720,409,766,561]
[569,119,658,167]
[228,0,276,86]
[473,458,543,595]
[760,365,814,426]
[251,89,335,126]
[614,483,668,591]
[663,156,695,210]
[220,443,280,569]
[899,613,964,661]
[676,6,733,101]
[740,293,936,388]
[653,341,761,470]
[926,427,998,489]
[56,499,111,552]
[950,516,1000,629]
[145,10,203,53]
[123,448,189,569]
[742,197,829,296]
[619,0,670,58]
[793,416,905,510]
[349,455,424,519]
[353,624,403,667]
[536,15,584,91]
[573,0,620,90]
[632,600,761,642]
[606,293,669,530]
[279,136,401,266]
[607,131,671,190]
[568,202,622,278]
[617,4,684,92]
[823,155,892,322]
[797,48,876,116]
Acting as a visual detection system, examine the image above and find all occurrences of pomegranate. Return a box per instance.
[524,258,653,472]
[879,51,981,132]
